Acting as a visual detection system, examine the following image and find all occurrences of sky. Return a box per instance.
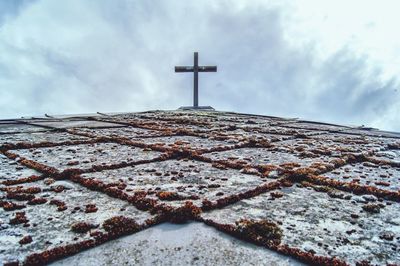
[0,0,399,131]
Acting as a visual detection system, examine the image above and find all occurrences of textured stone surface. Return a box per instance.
[52,222,303,266]
[81,159,268,207]
[0,154,41,183]
[203,148,332,169]
[13,143,162,171]
[0,123,49,133]
[323,162,400,192]
[0,132,89,146]
[0,179,153,264]
[0,110,399,265]
[202,186,400,265]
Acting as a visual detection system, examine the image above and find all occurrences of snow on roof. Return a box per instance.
[1,110,399,265]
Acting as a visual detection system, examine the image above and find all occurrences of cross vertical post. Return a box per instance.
[193,52,199,107]
[175,52,217,110]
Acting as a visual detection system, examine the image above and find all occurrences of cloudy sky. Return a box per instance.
[0,0,399,131]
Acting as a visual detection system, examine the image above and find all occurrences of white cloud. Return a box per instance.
[0,0,399,131]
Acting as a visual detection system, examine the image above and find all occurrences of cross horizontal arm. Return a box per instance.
[175,66,194,72]
[198,66,217,72]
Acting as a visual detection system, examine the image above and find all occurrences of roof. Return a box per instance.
[1,110,399,265]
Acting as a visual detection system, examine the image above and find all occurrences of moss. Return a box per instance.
[1,201,26,211]
[156,191,199,201]
[1,175,42,186]
[3,262,19,266]
[362,203,381,214]
[52,185,66,193]
[270,191,284,198]
[19,235,33,245]
[49,199,67,211]
[24,239,97,265]
[102,216,140,235]
[4,186,41,194]
[374,181,390,187]
[27,197,47,205]
[6,192,35,201]
[71,222,97,233]
[10,212,28,225]
[85,204,98,213]
[158,201,202,223]
[235,219,283,245]
[201,199,214,210]
[306,175,400,202]
[312,185,333,193]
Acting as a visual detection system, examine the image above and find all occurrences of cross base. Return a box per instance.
[178,106,215,111]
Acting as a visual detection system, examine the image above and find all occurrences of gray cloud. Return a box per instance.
[0,0,36,26]
[0,0,399,131]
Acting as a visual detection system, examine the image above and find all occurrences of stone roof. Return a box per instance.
[0,110,399,265]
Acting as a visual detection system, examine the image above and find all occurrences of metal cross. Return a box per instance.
[175,52,217,108]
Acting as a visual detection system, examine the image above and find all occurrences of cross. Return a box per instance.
[175,52,217,108]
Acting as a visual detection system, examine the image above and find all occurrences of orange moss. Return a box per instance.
[71,222,97,233]
[10,212,28,225]
[49,199,67,211]
[1,200,26,211]
[102,216,140,235]
[85,204,98,213]
[202,219,349,266]
[235,219,283,245]
[156,191,199,201]
[1,175,42,186]
[155,201,202,224]
[19,235,32,245]
[27,197,47,205]
[6,192,35,201]
[307,175,400,202]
